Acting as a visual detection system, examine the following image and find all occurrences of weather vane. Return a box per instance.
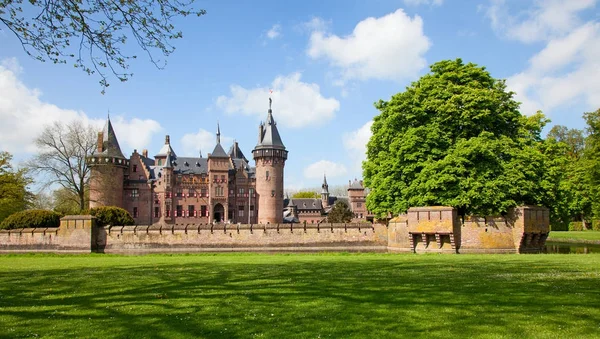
[269,89,273,110]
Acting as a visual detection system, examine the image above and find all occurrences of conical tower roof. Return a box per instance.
[210,123,229,158]
[255,98,285,150]
[94,116,126,159]
[321,173,329,194]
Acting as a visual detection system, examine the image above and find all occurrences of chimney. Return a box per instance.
[97,132,103,153]
[165,135,170,144]
[142,149,148,158]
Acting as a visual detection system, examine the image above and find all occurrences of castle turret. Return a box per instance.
[253,98,287,224]
[87,116,129,208]
[208,123,230,223]
[321,173,330,208]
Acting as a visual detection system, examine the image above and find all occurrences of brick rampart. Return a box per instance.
[388,206,550,253]
[0,206,550,254]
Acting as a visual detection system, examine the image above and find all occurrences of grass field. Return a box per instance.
[548,231,600,243]
[1,253,599,338]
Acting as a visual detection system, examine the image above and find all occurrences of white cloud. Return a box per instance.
[299,17,331,32]
[343,121,373,171]
[403,0,443,6]
[484,0,596,43]
[303,160,348,179]
[180,128,233,157]
[216,72,340,128]
[307,9,431,83]
[0,58,162,155]
[504,21,600,115]
[266,24,282,39]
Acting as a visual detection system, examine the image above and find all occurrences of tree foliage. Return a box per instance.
[26,120,97,211]
[0,0,205,92]
[87,206,134,226]
[292,191,319,199]
[0,151,33,223]
[327,200,353,223]
[364,59,551,217]
[0,209,61,230]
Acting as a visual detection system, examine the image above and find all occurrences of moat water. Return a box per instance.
[544,241,600,254]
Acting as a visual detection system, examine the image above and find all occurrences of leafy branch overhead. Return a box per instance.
[0,0,206,93]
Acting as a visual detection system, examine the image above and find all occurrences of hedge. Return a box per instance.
[593,220,600,231]
[0,210,62,230]
[87,206,134,226]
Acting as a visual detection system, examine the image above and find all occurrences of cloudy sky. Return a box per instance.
[1,0,598,190]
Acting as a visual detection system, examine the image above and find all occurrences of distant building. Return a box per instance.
[283,176,372,224]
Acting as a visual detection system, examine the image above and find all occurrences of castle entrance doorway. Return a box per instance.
[213,203,224,223]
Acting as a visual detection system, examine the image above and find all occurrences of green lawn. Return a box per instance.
[1,253,599,338]
[549,231,600,243]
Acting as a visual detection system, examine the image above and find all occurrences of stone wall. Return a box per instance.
[96,223,388,253]
[0,206,549,254]
[0,215,95,253]
[388,206,549,253]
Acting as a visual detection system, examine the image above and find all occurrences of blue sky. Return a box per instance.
[1,0,599,192]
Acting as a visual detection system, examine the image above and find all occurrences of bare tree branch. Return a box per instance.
[0,0,206,93]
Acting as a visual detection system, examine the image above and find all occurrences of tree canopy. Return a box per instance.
[26,120,97,211]
[292,191,320,199]
[327,200,353,223]
[0,151,33,223]
[0,0,205,92]
[364,59,551,217]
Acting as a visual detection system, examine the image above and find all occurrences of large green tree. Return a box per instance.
[583,108,600,220]
[0,151,33,222]
[364,59,551,217]
[0,0,205,92]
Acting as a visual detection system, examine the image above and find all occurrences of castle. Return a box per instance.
[87,99,368,225]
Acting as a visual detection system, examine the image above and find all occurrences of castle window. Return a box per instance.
[266,170,270,180]
[271,190,275,197]
[176,189,183,197]
[165,203,171,217]
[201,188,207,197]
[201,205,207,217]
[249,205,254,217]
[133,207,138,218]
[239,188,245,196]
[220,175,226,183]
[176,205,183,217]
[188,205,194,217]
[238,206,244,217]
[188,188,195,197]
[215,186,223,197]
[249,188,254,196]
[357,202,362,208]
[131,189,139,199]
[154,207,160,218]
[133,165,137,172]
[158,159,163,166]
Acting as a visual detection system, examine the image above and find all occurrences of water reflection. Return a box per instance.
[544,241,600,254]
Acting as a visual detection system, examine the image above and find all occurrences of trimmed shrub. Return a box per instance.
[568,221,584,231]
[0,210,61,230]
[593,220,600,231]
[550,221,568,231]
[88,206,134,226]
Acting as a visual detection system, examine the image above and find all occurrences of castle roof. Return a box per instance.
[93,117,126,159]
[210,123,229,158]
[228,141,248,162]
[349,178,364,190]
[155,135,176,158]
[255,98,285,150]
[321,174,329,194]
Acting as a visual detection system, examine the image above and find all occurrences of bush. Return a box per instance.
[0,210,61,230]
[550,221,568,231]
[593,220,600,231]
[568,221,584,231]
[88,206,134,226]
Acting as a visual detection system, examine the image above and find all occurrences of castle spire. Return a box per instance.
[216,122,221,144]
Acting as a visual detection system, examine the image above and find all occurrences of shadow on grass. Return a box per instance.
[0,254,599,338]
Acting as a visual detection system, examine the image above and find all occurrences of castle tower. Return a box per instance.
[88,116,129,208]
[253,98,287,224]
[208,123,230,223]
[321,173,330,208]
